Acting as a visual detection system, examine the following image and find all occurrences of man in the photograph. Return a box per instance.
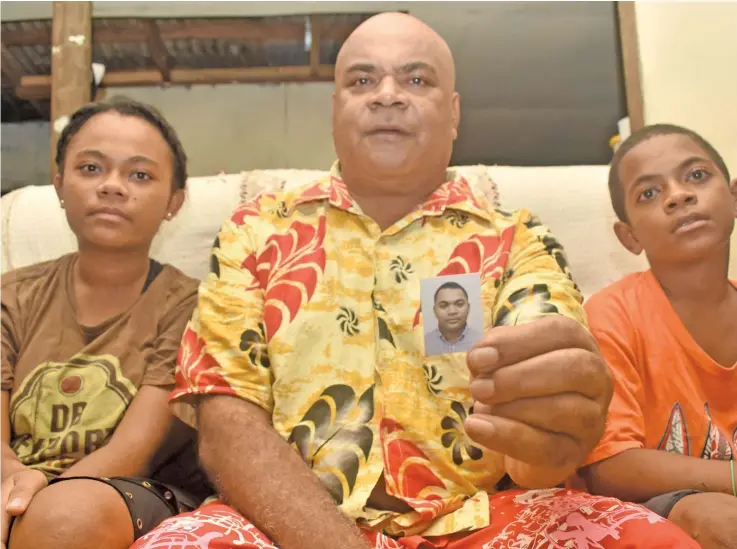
[425,281,483,355]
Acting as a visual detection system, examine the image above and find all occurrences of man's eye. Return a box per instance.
[132,171,152,181]
[409,77,424,86]
[355,76,371,86]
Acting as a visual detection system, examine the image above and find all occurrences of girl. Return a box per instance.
[1,98,211,549]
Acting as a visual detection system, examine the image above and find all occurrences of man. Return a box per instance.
[425,281,482,355]
[132,12,698,549]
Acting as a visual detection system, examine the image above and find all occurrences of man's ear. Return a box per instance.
[730,178,737,217]
[613,220,643,256]
[451,92,460,141]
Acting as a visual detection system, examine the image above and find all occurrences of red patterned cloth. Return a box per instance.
[130,489,697,549]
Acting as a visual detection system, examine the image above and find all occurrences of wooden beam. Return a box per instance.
[1,43,45,116]
[145,20,170,82]
[18,65,335,99]
[50,1,92,177]
[2,19,359,47]
[309,15,322,76]
[617,1,645,131]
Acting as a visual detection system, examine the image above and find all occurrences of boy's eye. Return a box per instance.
[687,168,710,182]
[638,188,658,202]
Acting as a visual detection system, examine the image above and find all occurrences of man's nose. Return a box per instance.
[369,76,409,109]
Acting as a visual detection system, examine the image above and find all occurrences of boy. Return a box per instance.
[581,124,737,548]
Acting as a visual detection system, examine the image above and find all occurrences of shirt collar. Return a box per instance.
[288,161,494,222]
[436,324,470,345]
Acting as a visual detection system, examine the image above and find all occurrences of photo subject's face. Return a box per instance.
[433,288,470,332]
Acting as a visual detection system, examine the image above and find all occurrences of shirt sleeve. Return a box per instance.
[1,281,19,392]
[141,284,199,388]
[170,209,272,429]
[582,291,646,466]
[492,210,586,329]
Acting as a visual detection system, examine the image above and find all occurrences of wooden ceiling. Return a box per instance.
[1,14,372,122]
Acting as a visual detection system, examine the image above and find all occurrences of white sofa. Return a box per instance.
[3,165,735,299]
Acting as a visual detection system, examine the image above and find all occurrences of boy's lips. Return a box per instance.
[672,212,710,234]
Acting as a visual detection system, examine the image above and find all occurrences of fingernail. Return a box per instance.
[468,347,499,370]
[7,498,22,509]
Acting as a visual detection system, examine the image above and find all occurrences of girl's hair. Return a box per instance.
[55,97,188,190]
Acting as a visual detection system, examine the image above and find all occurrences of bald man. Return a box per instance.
[132,13,698,549]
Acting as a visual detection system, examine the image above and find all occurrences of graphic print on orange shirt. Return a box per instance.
[657,402,734,460]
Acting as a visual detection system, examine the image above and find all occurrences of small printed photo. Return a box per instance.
[420,272,484,357]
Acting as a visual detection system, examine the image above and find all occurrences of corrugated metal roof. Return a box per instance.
[1,13,372,122]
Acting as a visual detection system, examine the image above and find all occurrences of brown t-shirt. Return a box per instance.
[1,253,210,497]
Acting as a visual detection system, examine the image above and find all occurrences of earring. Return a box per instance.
[166,212,172,220]
[60,199,65,209]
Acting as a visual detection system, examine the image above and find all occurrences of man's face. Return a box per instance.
[332,26,459,179]
[616,134,737,263]
[433,288,470,332]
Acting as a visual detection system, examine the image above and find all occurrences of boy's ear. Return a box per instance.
[614,220,643,256]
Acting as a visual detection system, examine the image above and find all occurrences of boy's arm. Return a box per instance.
[580,294,735,501]
[583,448,736,502]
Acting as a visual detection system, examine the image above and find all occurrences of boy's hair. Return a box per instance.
[55,96,188,191]
[608,123,730,222]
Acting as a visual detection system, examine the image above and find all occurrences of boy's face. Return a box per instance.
[614,134,737,264]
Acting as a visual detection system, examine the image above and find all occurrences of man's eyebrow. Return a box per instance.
[345,63,377,74]
[396,61,437,75]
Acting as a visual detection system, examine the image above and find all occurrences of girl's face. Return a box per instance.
[55,111,184,252]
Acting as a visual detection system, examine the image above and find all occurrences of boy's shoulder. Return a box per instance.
[584,270,658,332]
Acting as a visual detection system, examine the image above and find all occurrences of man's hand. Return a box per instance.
[1,468,47,548]
[669,492,737,549]
[464,315,613,471]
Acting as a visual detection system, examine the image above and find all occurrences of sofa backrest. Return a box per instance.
[3,165,735,299]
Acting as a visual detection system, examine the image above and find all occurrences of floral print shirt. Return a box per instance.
[171,163,586,536]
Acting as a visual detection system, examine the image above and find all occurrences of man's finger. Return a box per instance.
[469,315,598,373]
[464,414,583,468]
[469,348,609,404]
[484,394,604,441]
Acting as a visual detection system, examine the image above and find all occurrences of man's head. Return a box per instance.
[608,124,736,264]
[332,12,459,191]
[433,282,470,334]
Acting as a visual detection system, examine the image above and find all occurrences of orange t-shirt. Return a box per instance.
[584,270,736,466]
